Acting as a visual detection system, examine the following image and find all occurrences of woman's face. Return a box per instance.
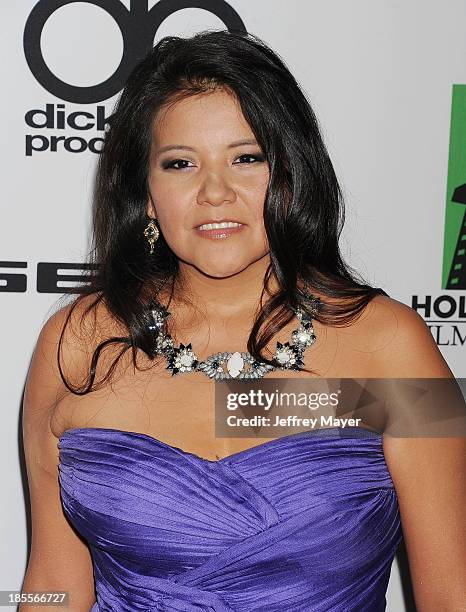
[147,88,270,278]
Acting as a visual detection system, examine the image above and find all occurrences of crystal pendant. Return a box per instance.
[276,348,291,364]
[273,341,304,370]
[291,326,316,349]
[226,351,244,378]
[166,343,198,376]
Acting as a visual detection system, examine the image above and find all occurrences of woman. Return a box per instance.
[21,30,465,611]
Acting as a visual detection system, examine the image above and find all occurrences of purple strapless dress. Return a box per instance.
[57,426,402,611]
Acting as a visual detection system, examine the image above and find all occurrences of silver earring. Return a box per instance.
[143,218,159,255]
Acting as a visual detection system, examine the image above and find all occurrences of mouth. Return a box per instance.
[194,221,245,240]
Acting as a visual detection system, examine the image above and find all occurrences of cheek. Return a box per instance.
[247,191,267,227]
[149,178,188,229]
[243,174,269,212]
[156,204,185,239]
[149,168,186,202]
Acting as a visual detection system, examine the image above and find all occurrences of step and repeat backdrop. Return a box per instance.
[2,1,465,610]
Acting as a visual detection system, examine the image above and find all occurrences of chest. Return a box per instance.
[52,319,379,460]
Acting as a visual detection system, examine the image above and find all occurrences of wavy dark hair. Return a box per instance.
[57,28,388,394]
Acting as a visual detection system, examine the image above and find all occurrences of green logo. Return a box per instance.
[443,84,466,289]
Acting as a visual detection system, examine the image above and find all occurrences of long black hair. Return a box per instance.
[57,29,388,394]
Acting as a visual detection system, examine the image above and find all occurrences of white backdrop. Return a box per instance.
[2,1,466,610]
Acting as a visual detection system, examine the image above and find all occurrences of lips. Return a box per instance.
[197,223,243,232]
[194,219,243,228]
[195,221,245,240]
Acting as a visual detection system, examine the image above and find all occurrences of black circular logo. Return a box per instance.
[24,0,246,103]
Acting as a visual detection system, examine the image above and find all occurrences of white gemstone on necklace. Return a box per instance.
[226,351,244,377]
[179,354,194,367]
[276,350,291,364]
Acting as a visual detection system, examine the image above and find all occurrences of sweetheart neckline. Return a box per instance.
[58,425,382,465]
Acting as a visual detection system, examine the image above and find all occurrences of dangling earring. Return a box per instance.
[143,217,159,255]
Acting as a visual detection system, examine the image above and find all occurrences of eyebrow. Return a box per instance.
[155,139,259,155]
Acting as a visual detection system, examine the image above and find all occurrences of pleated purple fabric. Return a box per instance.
[57,426,402,611]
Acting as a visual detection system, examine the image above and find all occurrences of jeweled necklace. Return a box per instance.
[146,292,322,381]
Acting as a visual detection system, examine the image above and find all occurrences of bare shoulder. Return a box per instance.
[353,294,454,377]
[366,296,466,608]
[24,293,127,436]
[19,293,114,607]
[325,295,465,609]
[47,292,127,384]
[46,291,125,355]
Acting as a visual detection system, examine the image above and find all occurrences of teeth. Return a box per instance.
[198,221,242,230]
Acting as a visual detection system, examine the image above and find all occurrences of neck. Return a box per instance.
[172,254,277,319]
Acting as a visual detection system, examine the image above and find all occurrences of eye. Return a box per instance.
[234,154,266,165]
[161,158,194,170]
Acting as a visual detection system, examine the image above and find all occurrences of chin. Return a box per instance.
[194,261,254,279]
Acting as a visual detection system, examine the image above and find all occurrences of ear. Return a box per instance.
[146,195,156,218]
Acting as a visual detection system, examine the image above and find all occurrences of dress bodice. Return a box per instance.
[57,426,402,611]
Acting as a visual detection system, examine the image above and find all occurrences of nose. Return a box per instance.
[196,171,237,207]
